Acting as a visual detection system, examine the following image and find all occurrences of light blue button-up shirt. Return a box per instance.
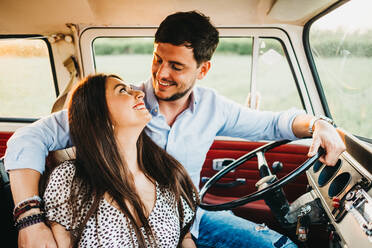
[140,79,302,187]
[5,78,302,238]
[5,78,302,187]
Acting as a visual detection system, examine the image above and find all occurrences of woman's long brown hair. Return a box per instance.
[66,74,198,247]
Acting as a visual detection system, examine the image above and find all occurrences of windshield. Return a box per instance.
[309,0,372,141]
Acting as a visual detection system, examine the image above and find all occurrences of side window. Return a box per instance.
[309,0,372,140]
[93,36,302,111]
[0,38,57,119]
[202,38,252,104]
[93,38,154,85]
[206,37,302,110]
[257,38,302,111]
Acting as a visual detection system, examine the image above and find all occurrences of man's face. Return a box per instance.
[151,42,209,102]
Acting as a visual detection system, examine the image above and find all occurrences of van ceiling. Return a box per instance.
[0,0,339,35]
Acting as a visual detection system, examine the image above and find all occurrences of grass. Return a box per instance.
[313,56,372,137]
[93,32,372,57]
[0,56,56,118]
[1,54,371,139]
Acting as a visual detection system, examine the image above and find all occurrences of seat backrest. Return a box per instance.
[0,157,18,246]
[50,147,76,165]
[47,55,77,170]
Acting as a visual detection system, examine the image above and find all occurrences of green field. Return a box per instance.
[94,53,303,110]
[1,54,371,139]
[313,57,372,138]
[0,56,56,118]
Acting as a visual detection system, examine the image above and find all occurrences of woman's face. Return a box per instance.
[105,77,151,129]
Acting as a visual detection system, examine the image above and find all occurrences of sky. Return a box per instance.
[314,0,372,31]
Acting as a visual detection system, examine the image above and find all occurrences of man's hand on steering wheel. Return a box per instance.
[307,120,346,166]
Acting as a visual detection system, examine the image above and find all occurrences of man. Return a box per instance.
[5,11,345,247]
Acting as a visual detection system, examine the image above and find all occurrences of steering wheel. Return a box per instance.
[199,139,324,211]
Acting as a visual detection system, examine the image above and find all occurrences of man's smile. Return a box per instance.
[157,79,176,89]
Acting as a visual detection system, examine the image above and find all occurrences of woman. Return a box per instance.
[42,74,199,247]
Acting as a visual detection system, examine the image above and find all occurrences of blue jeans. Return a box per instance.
[194,210,297,248]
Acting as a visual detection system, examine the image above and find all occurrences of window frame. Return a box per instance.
[303,1,347,119]
[0,34,59,123]
[255,36,305,111]
[80,26,310,112]
[303,0,372,143]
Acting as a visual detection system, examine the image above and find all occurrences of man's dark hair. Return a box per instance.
[155,10,219,66]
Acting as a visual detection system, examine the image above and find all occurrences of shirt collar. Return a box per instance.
[142,78,199,115]
[189,89,198,113]
[142,78,160,114]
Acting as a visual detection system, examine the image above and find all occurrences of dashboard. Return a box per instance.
[306,131,372,247]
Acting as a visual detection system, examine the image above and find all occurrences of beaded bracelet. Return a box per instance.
[14,212,46,231]
[13,195,42,216]
[13,203,43,221]
[15,195,42,207]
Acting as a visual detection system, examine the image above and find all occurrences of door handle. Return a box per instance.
[212,158,235,171]
[201,177,246,188]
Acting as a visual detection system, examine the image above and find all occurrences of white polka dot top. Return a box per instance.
[43,161,195,247]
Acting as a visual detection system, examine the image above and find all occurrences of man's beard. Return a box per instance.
[156,83,195,102]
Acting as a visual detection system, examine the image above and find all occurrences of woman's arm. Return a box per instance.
[182,232,196,248]
[10,169,57,248]
[49,222,72,248]
[6,110,71,247]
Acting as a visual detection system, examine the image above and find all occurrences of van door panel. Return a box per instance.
[0,132,13,158]
[200,140,309,226]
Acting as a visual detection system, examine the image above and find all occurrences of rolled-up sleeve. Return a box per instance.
[4,110,72,174]
[217,95,305,141]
